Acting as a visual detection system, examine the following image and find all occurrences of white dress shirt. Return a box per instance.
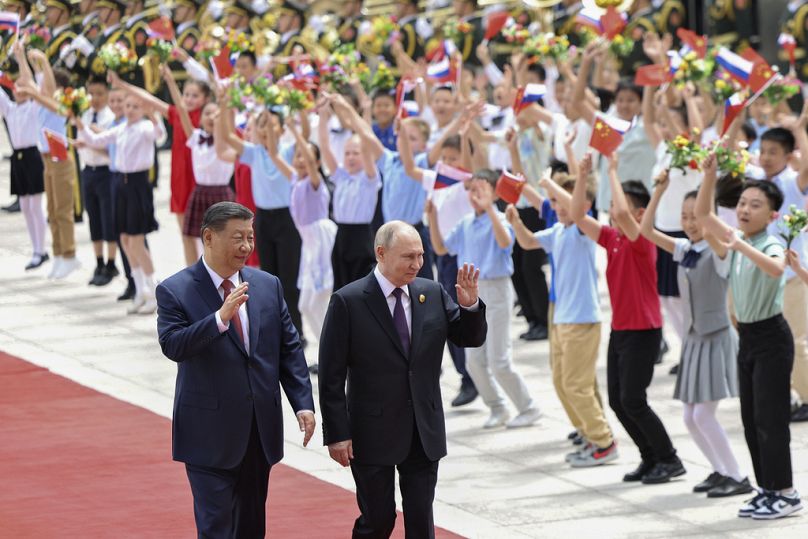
[82,117,166,173]
[203,256,250,352]
[187,129,235,185]
[0,92,40,149]
[77,106,115,168]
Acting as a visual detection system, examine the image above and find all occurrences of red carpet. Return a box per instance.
[0,351,463,538]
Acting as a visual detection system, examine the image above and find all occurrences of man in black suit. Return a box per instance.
[319,221,487,539]
[156,202,315,538]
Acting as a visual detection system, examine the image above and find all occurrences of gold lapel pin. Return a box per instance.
[419,294,425,304]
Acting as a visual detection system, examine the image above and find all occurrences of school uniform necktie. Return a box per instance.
[680,249,702,269]
[91,111,98,124]
[221,279,244,344]
[391,288,410,355]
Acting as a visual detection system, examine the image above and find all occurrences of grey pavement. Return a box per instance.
[1,138,806,538]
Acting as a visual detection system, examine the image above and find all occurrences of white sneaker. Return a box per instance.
[751,491,803,520]
[569,441,619,468]
[127,295,145,315]
[483,408,510,429]
[53,257,81,279]
[566,442,591,463]
[506,407,542,428]
[137,297,158,315]
[47,256,64,279]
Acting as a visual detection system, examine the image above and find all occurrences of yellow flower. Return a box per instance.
[613,35,624,44]
[684,51,697,62]
[716,79,727,90]
[539,44,550,55]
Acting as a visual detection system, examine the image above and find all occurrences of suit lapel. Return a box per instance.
[408,280,424,363]
[243,269,261,358]
[362,274,408,360]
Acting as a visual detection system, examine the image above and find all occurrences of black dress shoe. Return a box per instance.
[25,253,49,270]
[106,264,120,278]
[791,403,808,422]
[572,433,584,446]
[707,476,754,498]
[567,430,579,441]
[89,266,104,285]
[669,363,679,375]
[693,471,725,493]
[521,324,549,341]
[117,282,136,301]
[623,460,655,482]
[94,267,114,286]
[451,384,478,407]
[2,199,20,213]
[641,458,686,484]
[308,363,319,375]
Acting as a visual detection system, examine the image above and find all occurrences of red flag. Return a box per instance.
[484,11,511,41]
[588,115,629,157]
[147,16,174,41]
[512,86,525,114]
[43,129,68,161]
[0,70,14,91]
[749,61,778,93]
[741,47,767,66]
[779,34,797,67]
[211,45,233,80]
[600,6,626,40]
[634,64,673,86]
[495,170,526,204]
[721,92,747,137]
[676,28,708,59]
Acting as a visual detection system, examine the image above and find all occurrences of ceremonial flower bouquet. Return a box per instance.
[780,204,808,249]
[711,71,742,102]
[355,62,372,93]
[672,50,714,88]
[194,38,221,62]
[226,30,253,54]
[523,33,570,64]
[282,86,314,112]
[712,143,750,179]
[357,17,399,54]
[54,86,91,117]
[24,24,51,51]
[226,77,251,111]
[146,38,174,63]
[608,34,634,58]
[502,24,530,44]
[252,76,284,107]
[320,44,361,90]
[98,42,138,73]
[370,62,396,93]
[763,79,801,105]
[443,19,473,50]
[666,134,707,171]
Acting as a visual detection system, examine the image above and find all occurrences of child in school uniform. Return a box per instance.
[109,66,211,267]
[696,152,802,519]
[78,94,166,315]
[317,99,381,290]
[507,168,618,467]
[641,172,751,498]
[428,169,540,429]
[571,153,684,484]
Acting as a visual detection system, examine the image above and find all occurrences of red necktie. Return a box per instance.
[221,279,244,344]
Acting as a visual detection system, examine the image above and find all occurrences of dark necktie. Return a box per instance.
[91,111,98,124]
[221,279,245,345]
[680,249,702,269]
[199,132,214,146]
[391,288,410,355]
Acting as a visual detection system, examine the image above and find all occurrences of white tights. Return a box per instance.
[299,287,331,344]
[683,401,743,481]
[19,194,47,255]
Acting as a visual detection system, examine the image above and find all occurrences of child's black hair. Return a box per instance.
[595,88,615,113]
[185,79,212,99]
[683,189,699,202]
[621,180,651,209]
[53,68,71,89]
[760,127,795,154]
[740,122,757,144]
[237,50,257,66]
[87,74,108,88]
[472,168,498,189]
[615,79,642,101]
[742,179,784,211]
[527,63,546,82]
[715,173,744,209]
[370,88,396,104]
[549,158,569,176]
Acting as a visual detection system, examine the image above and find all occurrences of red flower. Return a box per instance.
[688,159,698,170]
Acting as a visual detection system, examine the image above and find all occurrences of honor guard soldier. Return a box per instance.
[779,0,808,80]
[0,0,34,76]
[706,0,759,51]
[121,0,162,92]
[452,0,485,68]
[621,0,659,76]
[553,0,585,46]
[271,0,311,78]
[223,0,259,35]
[371,0,431,65]
[169,0,203,87]
[87,0,128,80]
[72,0,102,42]
[336,0,365,47]
[45,0,77,70]
[60,0,104,86]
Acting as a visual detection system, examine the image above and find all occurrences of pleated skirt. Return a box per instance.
[673,326,739,403]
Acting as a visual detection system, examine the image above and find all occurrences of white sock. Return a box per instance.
[692,401,744,482]
[131,268,144,296]
[142,272,155,296]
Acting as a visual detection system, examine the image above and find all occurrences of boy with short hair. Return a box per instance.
[571,153,683,483]
[427,169,540,429]
[696,152,802,519]
[507,169,617,466]
[370,89,398,150]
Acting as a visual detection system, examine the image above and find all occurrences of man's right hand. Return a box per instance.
[328,440,353,467]
[219,282,249,323]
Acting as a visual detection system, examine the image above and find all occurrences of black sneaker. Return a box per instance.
[106,263,120,278]
[451,384,478,407]
[751,491,803,520]
[623,460,655,482]
[707,476,754,498]
[567,430,579,441]
[117,281,136,301]
[791,404,808,422]
[669,363,679,375]
[521,324,548,341]
[641,458,686,484]
[693,471,725,493]
[89,265,104,286]
[738,490,770,518]
[572,433,585,446]
[94,266,114,287]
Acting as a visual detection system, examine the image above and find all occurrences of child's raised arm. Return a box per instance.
[695,153,733,240]
[264,120,295,181]
[333,93,384,162]
[108,70,169,117]
[639,170,677,254]
[216,86,245,157]
[425,199,448,256]
[289,124,321,189]
[505,204,540,250]
[397,117,426,183]
[608,154,642,241]
[570,153,602,242]
[161,64,193,138]
[317,100,339,174]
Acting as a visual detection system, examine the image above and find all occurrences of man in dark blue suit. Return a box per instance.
[156,202,315,538]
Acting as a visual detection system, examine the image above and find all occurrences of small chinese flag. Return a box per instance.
[600,6,626,41]
[147,16,175,41]
[779,34,797,67]
[495,170,526,204]
[484,11,511,41]
[676,28,708,59]
[634,64,673,86]
[0,70,14,91]
[589,115,630,157]
[749,61,778,94]
[211,45,234,80]
[44,128,68,161]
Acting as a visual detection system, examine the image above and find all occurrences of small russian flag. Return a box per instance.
[427,57,453,82]
[401,100,419,118]
[0,11,20,34]
[575,7,602,34]
[722,92,747,136]
[715,48,754,86]
[779,33,797,67]
[435,162,472,190]
[513,83,546,113]
[667,50,682,75]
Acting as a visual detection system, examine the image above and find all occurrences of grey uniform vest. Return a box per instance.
[678,249,731,337]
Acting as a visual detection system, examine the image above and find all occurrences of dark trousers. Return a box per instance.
[607,328,676,463]
[333,223,376,291]
[510,207,549,328]
[82,165,116,242]
[350,426,439,539]
[436,254,473,388]
[413,222,434,280]
[185,414,271,539]
[255,207,303,337]
[737,314,794,490]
